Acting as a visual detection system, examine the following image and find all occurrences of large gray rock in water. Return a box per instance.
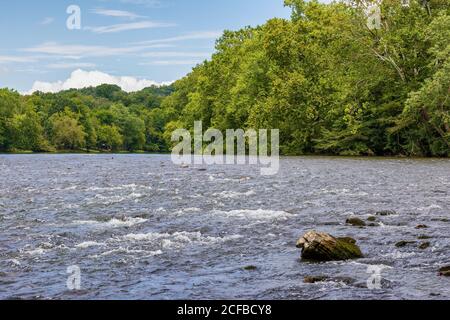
[296,231,363,261]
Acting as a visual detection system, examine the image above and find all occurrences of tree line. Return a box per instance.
[1,0,449,156]
[0,84,175,152]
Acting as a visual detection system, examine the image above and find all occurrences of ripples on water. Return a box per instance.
[0,154,449,300]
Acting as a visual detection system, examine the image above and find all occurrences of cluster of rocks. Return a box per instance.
[345,210,397,228]
[296,209,447,279]
[344,211,435,251]
[395,240,431,250]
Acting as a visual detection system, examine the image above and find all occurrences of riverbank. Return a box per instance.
[1,150,449,160]
[0,150,168,155]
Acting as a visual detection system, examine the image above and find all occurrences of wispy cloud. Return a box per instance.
[91,9,144,19]
[115,0,165,8]
[16,68,48,74]
[22,42,172,58]
[46,62,97,69]
[0,55,37,64]
[133,31,222,45]
[141,60,203,66]
[40,17,54,25]
[140,51,211,58]
[85,20,176,34]
[23,43,136,57]
[0,66,9,74]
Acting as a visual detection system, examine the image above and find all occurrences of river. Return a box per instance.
[0,154,449,300]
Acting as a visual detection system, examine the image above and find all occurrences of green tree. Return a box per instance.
[122,115,146,151]
[391,12,450,156]
[0,89,21,150]
[7,111,47,151]
[97,124,123,151]
[49,109,87,150]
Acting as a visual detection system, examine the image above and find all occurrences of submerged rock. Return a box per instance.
[431,217,449,222]
[304,276,328,283]
[376,210,396,216]
[320,221,341,226]
[346,217,366,227]
[430,293,441,297]
[395,240,416,248]
[367,216,377,222]
[304,275,355,285]
[418,242,431,250]
[418,235,432,240]
[296,231,363,261]
[439,266,450,277]
[243,265,258,271]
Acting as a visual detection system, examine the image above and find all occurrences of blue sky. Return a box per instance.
[0,0,293,93]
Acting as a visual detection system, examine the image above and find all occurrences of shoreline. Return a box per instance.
[0,151,449,161]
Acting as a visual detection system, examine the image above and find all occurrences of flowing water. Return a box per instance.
[0,154,449,300]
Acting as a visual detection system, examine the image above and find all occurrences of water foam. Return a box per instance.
[88,193,144,205]
[212,209,292,221]
[75,241,106,249]
[91,248,163,258]
[86,184,152,192]
[122,231,242,250]
[213,190,256,199]
[73,217,147,229]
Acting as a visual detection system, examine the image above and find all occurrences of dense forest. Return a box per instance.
[0,84,175,153]
[1,0,449,156]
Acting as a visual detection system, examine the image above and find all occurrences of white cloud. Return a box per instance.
[85,21,176,34]
[22,42,172,58]
[0,55,37,64]
[142,60,203,66]
[46,62,97,69]
[24,42,134,57]
[91,9,144,19]
[140,51,210,58]
[16,68,48,74]
[134,31,222,45]
[97,0,164,7]
[117,0,164,8]
[40,17,55,25]
[27,69,172,94]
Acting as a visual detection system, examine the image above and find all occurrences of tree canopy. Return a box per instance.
[160,0,449,156]
[0,85,174,152]
[0,0,449,156]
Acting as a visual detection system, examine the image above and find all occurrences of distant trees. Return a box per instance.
[0,0,449,156]
[97,124,123,151]
[0,89,48,152]
[0,85,174,153]
[0,89,21,150]
[7,111,45,151]
[49,109,87,150]
[121,115,146,151]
